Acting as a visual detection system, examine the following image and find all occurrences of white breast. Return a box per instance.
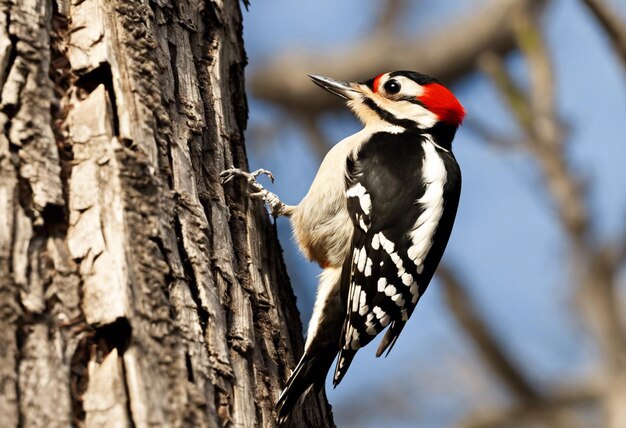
[290,132,361,266]
[291,124,400,267]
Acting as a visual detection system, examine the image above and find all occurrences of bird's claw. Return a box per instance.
[220,167,248,184]
[220,166,286,217]
[220,167,275,185]
[251,168,275,183]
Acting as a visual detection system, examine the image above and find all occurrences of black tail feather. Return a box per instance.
[376,321,406,358]
[276,349,336,425]
[332,348,357,387]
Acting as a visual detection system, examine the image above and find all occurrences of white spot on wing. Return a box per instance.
[365,313,377,335]
[389,251,405,276]
[372,306,390,326]
[379,313,390,326]
[347,183,372,215]
[364,257,373,277]
[384,285,397,297]
[409,283,419,304]
[358,291,368,315]
[357,248,367,272]
[377,277,387,292]
[351,285,361,312]
[371,234,380,250]
[378,232,395,254]
[350,329,360,349]
[391,293,405,307]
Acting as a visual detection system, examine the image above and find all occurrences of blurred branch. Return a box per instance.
[438,265,540,402]
[373,0,410,36]
[581,0,626,71]
[298,114,332,159]
[439,265,587,428]
[513,4,590,248]
[481,5,626,427]
[478,52,535,130]
[461,383,600,428]
[463,118,525,150]
[479,50,588,249]
[250,0,547,116]
[621,226,626,262]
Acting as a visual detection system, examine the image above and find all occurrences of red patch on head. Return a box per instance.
[372,73,384,93]
[419,83,465,125]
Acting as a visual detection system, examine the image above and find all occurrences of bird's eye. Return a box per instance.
[384,80,401,95]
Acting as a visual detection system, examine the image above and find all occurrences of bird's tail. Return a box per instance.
[332,347,357,387]
[276,348,336,425]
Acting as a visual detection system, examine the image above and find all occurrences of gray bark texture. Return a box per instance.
[0,0,334,427]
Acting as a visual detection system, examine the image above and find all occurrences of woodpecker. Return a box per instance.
[221,71,465,423]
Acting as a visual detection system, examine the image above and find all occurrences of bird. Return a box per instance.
[221,70,465,424]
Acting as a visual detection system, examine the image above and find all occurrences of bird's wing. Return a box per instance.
[333,133,456,386]
[333,133,425,385]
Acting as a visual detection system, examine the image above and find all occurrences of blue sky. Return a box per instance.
[243,1,626,426]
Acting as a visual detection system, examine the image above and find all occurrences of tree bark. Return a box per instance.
[0,0,333,427]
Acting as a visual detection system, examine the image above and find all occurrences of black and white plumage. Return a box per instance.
[222,70,464,424]
[334,130,461,385]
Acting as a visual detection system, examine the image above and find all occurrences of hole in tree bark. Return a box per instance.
[174,216,209,330]
[75,63,119,136]
[185,352,195,383]
[94,317,132,356]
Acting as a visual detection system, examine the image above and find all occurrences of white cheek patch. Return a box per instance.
[351,76,440,129]
[385,76,424,97]
[375,97,439,129]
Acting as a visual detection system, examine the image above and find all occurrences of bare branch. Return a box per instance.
[478,51,534,131]
[479,51,588,248]
[250,0,547,116]
[581,0,626,70]
[463,118,525,150]
[298,115,332,159]
[437,265,540,402]
[439,265,589,428]
[461,383,600,428]
[621,224,626,262]
[494,6,626,427]
[372,0,410,36]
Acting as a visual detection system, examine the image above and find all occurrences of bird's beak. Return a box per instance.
[308,75,362,100]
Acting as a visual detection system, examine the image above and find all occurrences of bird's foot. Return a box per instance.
[220,167,288,217]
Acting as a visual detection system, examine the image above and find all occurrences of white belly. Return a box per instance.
[291,131,366,267]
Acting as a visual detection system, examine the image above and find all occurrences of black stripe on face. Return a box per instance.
[400,96,426,107]
[363,98,419,130]
[362,77,376,91]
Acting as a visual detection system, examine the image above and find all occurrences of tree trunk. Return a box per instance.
[0,0,334,427]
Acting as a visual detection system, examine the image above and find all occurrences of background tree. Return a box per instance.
[245,0,626,426]
[0,0,332,427]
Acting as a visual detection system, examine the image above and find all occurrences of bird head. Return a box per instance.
[309,71,465,131]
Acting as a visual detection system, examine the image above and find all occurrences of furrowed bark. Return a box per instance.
[0,0,334,427]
